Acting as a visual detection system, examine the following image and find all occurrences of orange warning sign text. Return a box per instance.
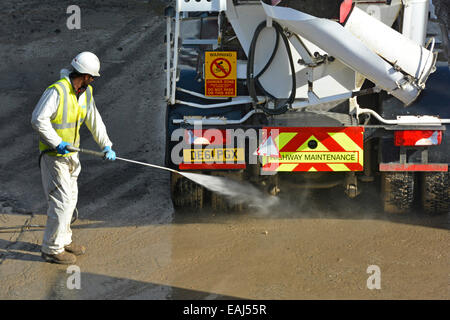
[205,51,237,97]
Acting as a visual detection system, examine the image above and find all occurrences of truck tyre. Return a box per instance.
[381,172,415,214]
[209,171,245,213]
[211,193,245,213]
[420,172,450,215]
[171,172,204,209]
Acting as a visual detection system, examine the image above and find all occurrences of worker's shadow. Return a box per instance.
[0,239,43,263]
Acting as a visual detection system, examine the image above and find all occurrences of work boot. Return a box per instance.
[64,243,86,256]
[41,251,76,265]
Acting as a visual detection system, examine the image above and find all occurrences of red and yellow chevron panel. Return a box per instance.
[260,127,364,172]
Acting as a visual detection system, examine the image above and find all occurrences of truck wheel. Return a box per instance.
[421,172,450,215]
[171,172,204,209]
[209,171,245,213]
[381,172,415,214]
[211,192,245,213]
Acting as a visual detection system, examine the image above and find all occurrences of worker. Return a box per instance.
[31,51,116,264]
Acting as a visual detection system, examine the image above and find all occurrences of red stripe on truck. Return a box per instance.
[379,163,448,172]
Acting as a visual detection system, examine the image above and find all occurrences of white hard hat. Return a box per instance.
[71,51,101,77]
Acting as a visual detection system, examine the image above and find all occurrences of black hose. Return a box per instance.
[247,20,296,115]
[254,24,280,79]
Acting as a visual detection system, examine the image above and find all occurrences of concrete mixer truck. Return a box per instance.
[163,0,450,214]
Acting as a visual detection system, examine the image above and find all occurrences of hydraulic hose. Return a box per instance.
[247,20,296,115]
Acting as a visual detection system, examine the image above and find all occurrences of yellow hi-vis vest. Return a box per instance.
[39,78,93,157]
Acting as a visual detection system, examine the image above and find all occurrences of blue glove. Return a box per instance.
[56,141,70,155]
[103,146,116,161]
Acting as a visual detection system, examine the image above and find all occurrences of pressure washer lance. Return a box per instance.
[66,146,180,174]
[62,146,179,226]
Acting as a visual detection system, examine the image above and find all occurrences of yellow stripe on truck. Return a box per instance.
[327,132,363,166]
[327,164,350,171]
[275,132,297,151]
[276,163,299,172]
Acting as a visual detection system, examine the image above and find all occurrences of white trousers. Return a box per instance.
[40,153,80,254]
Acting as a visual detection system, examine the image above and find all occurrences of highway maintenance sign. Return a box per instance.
[205,51,237,97]
[259,127,364,172]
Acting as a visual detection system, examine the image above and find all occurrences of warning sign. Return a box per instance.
[205,51,237,97]
[260,127,365,172]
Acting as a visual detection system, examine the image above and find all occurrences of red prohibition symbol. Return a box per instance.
[210,58,232,79]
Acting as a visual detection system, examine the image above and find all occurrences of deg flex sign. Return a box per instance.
[205,51,237,97]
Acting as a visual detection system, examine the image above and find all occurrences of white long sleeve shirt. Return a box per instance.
[31,69,113,150]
